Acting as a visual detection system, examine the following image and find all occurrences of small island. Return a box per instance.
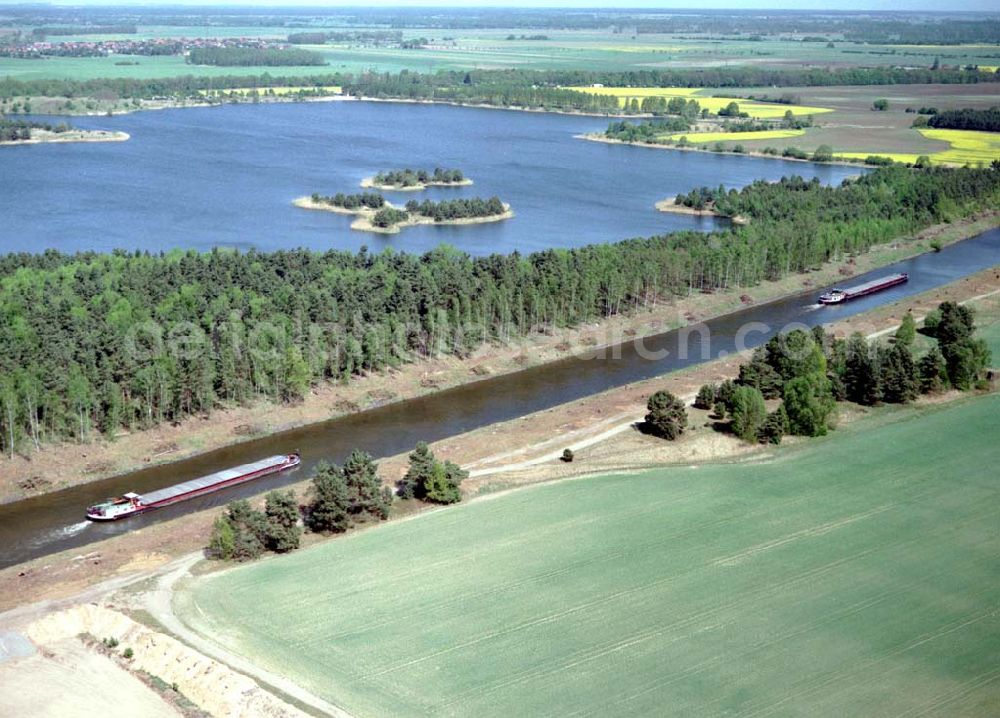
[361,167,473,191]
[295,192,512,234]
[0,118,129,147]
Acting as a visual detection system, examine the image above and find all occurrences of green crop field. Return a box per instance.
[177,393,1000,717]
[4,30,1000,80]
[981,320,1000,362]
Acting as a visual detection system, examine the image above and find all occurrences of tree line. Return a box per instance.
[311,192,386,210]
[927,107,1000,133]
[209,441,466,561]
[656,301,992,447]
[286,30,402,45]
[186,47,327,67]
[2,65,997,111]
[0,166,998,456]
[604,117,691,142]
[404,196,506,221]
[372,167,465,187]
[0,117,73,141]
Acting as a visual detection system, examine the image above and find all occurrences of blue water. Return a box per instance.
[0,101,861,255]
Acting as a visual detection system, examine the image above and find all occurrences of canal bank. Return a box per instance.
[1,222,999,570]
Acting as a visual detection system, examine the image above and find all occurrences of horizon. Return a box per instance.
[2,3,1000,14]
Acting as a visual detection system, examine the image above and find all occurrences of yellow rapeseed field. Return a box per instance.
[665,129,806,143]
[835,129,1000,166]
[566,86,831,118]
[918,128,1000,165]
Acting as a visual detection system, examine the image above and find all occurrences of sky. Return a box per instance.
[0,1,997,10]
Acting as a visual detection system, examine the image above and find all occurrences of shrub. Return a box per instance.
[812,144,834,162]
[872,98,889,111]
[307,461,350,533]
[895,312,917,346]
[561,448,574,462]
[264,490,302,553]
[759,405,790,444]
[208,515,236,560]
[122,647,134,660]
[644,390,688,440]
[398,442,467,504]
[730,386,767,443]
[424,460,466,504]
[694,383,717,410]
[918,347,949,393]
[782,374,835,437]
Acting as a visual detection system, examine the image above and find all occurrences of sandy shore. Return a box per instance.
[293,195,513,234]
[0,129,130,147]
[0,210,996,506]
[654,196,750,225]
[360,176,474,191]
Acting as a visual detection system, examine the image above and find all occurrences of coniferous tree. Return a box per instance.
[730,386,767,443]
[879,343,919,404]
[398,442,435,499]
[694,383,717,410]
[895,312,917,346]
[844,333,882,405]
[264,490,302,552]
[760,405,790,444]
[736,348,783,399]
[917,347,949,394]
[308,461,351,533]
[224,499,267,561]
[782,374,835,437]
[342,449,392,520]
[644,390,688,440]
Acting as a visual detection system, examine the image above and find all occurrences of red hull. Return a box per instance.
[86,453,301,520]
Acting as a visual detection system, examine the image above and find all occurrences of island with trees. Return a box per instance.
[295,191,512,233]
[361,167,472,191]
[0,117,128,146]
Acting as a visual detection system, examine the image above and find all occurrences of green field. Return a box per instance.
[4,30,1000,80]
[981,319,1000,361]
[177,394,1000,717]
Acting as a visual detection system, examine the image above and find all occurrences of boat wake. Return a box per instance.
[802,303,823,311]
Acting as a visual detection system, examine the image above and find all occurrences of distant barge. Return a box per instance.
[85,453,301,521]
[819,273,908,305]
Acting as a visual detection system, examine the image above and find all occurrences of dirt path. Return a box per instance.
[143,556,355,718]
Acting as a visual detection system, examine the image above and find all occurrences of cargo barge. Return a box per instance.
[85,453,301,521]
[818,273,908,305]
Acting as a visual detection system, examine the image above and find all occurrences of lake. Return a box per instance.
[0,100,862,256]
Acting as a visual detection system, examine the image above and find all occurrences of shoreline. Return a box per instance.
[654,196,750,225]
[578,132,869,169]
[360,176,474,191]
[1,209,996,506]
[293,196,513,234]
[0,129,130,147]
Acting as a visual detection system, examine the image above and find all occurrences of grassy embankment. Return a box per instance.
[177,391,1000,717]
